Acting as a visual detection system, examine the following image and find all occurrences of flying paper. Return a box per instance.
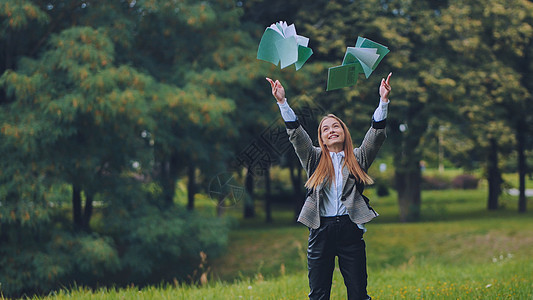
[326,37,389,91]
[257,21,313,70]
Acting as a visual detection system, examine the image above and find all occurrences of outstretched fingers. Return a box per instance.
[266,78,285,102]
[274,80,280,88]
[266,77,274,88]
[266,77,278,97]
[385,72,392,87]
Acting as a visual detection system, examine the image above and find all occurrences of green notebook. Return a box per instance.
[326,37,389,91]
[257,21,313,70]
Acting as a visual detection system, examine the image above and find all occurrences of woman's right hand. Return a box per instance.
[266,77,286,104]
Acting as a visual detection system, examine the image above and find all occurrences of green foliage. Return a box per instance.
[112,209,229,285]
[0,0,49,73]
[1,26,155,182]
[0,177,230,297]
[0,0,48,30]
[0,4,235,297]
[100,182,230,284]
[435,0,532,153]
[0,221,121,296]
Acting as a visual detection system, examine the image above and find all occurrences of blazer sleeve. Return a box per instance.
[285,120,321,176]
[354,119,387,171]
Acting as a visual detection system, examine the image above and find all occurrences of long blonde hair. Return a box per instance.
[304,114,374,190]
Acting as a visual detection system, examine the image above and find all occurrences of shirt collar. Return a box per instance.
[329,151,345,158]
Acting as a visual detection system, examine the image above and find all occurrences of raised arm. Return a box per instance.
[357,72,392,169]
[266,78,320,175]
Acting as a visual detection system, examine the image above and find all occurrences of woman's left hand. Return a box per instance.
[379,72,392,102]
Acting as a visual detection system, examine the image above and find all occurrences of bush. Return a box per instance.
[0,225,121,297]
[451,174,479,189]
[421,176,450,190]
[113,207,230,285]
[0,182,230,298]
[100,183,230,287]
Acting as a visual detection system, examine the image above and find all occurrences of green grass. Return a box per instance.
[17,172,533,299]
[28,258,532,299]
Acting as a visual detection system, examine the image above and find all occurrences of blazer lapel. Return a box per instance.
[341,165,349,191]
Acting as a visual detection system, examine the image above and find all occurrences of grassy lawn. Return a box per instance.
[21,173,533,299]
[210,184,533,280]
[35,258,531,299]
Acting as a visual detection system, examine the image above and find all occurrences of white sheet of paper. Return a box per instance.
[346,47,379,68]
[296,35,309,47]
[275,21,288,36]
[269,22,284,36]
[284,24,297,38]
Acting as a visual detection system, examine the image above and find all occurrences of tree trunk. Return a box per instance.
[487,138,501,210]
[243,168,255,218]
[72,183,83,230]
[187,164,195,211]
[82,191,93,231]
[517,40,531,213]
[265,166,272,223]
[161,157,178,207]
[517,121,527,213]
[395,163,422,222]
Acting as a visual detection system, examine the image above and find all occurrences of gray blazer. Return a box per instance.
[286,119,386,229]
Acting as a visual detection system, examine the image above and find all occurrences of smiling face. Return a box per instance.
[320,117,345,152]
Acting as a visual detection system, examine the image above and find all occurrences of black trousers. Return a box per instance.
[307,215,370,300]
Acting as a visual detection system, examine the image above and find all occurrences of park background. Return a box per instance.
[0,0,532,299]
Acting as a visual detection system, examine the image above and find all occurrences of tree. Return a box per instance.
[0,1,235,296]
[436,0,532,210]
[126,0,261,210]
[1,26,158,230]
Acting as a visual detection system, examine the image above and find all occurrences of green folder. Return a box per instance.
[275,36,298,69]
[326,63,363,91]
[295,45,313,71]
[355,36,390,77]
[326,36,389,91]
[257,28,284,66]
[256,23,313,70]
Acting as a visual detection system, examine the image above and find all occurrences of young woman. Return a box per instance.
[266,73,392,300]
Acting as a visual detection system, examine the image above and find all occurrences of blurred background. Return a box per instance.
[0,0,532,298]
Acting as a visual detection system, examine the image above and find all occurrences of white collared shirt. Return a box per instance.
[321,151,348,217]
